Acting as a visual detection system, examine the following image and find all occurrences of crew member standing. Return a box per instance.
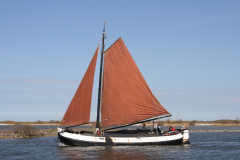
[153,121,158,134]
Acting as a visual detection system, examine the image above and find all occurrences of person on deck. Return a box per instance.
[153,121,157,133]
[157,125,162,135]
[169,126,172,131]
[142,124,147,130]
[168,126,175,132]
[172,126,175,131]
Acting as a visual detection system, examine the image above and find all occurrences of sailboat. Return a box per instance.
[57,24,190,146]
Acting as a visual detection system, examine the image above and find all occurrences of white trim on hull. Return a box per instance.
[58,128,185,146]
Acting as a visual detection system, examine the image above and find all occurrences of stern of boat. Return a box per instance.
[181,126,190,144]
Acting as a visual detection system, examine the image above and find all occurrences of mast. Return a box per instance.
[96,22,106,129]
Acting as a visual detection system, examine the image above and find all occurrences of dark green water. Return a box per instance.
[0,132,239,159]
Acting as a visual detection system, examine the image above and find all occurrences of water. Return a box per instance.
[0,132,240,159]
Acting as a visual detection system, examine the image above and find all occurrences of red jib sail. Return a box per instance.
[101,38,170,126]
[60,46,99,126]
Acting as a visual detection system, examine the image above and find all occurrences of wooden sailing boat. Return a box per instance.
[57,24,190,146]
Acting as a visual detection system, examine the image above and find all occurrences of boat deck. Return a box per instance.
[62,128,181,137]
[104,133,164,137]
[78,131,179,137]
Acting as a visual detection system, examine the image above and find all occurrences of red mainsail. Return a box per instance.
[101,38,169,126]
[60,46,99,126]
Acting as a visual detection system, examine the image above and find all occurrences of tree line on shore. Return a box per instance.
[1,118,239,126]
[0,120,60,125]
[151,117,240,126]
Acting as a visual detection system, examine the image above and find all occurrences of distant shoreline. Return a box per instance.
[0,128,57,139]
[1,119,240,127]
[1,123,240,126]
[0,124,58,126]
[144,123,240,126]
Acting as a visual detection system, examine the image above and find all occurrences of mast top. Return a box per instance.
[103,22,107,37]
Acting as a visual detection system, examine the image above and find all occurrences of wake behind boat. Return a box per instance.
[58,23,190,146]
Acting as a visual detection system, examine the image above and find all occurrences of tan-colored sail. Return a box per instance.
[101,38,169,126]
[60,46,99,126]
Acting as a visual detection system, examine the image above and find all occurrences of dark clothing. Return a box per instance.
[142,126,147,130]
[157,126,162,135]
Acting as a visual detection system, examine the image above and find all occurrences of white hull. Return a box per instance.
[58,128,189,146]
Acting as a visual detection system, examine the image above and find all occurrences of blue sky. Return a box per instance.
[1,0,240,122]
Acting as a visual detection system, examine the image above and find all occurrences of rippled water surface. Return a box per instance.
[0,132,240,159]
